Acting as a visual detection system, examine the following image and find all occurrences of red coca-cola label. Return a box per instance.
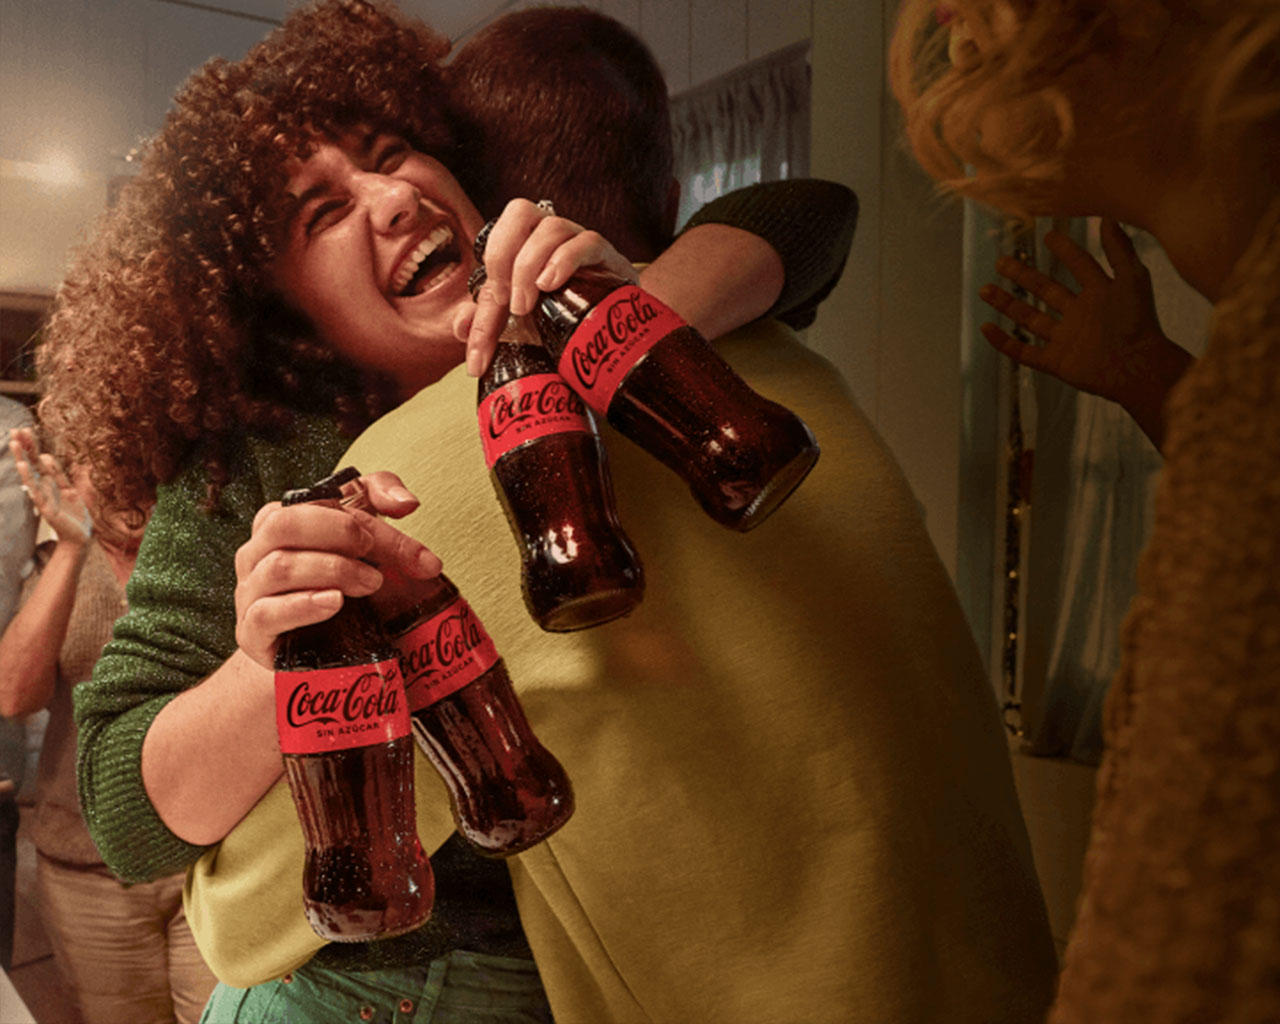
[477,373,591,468]
[394,597,500,711]
[275,658,409,755]
[558,284,685,415]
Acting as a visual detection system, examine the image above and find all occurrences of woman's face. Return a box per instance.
[272,129,485,397]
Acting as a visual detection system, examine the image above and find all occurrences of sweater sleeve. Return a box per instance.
[680,180,858,330]
[74,417,348,883]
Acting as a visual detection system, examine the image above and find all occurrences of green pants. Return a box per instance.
[199,950,552,1024]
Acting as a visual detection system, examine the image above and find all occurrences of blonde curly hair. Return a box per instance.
[888,0,1280,217]
[36,0,457,523]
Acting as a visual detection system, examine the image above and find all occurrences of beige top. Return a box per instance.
[1049,208,1280,1021]
[25,540,127,865]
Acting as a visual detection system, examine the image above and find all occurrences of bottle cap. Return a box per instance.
[473,218,498,262]
[281,466,361,507]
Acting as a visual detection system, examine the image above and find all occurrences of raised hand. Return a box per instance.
[232,474,440,670]
[8,427,92,546]
[978,220,1194,450]
[461,198,638,376]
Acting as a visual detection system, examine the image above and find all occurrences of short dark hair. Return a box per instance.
[447,6,675,256]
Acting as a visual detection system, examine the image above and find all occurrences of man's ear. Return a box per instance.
[664,177,680,236]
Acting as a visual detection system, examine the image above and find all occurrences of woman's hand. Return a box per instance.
[8,427,92,548]
[461,198,638,376]
[232,475,441,669]
[979,221,1181,402]
[978,220,1194,450]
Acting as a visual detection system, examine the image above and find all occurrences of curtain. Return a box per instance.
[669,41,810,231]
[972,214,1211,764]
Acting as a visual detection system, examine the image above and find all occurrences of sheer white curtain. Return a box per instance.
[970,215,1211,764]
[669,41,810,231]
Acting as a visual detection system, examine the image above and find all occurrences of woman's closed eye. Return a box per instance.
[306,197,352,234]
[372,139,410,173]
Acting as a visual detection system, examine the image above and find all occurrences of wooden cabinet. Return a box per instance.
[0,293,51,408]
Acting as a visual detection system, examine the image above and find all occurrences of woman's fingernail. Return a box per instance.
[389,486,416,504]
[313,589,343,610]
[466,349,482,377]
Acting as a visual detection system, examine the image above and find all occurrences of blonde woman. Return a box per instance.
[891,2,1280,1021]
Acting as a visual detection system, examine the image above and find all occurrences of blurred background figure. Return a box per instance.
[0,396,37,972]
[891,1,1280,1020]
[0,427,216,1024]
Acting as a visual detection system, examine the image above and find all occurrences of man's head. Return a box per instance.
[447,6,678,261]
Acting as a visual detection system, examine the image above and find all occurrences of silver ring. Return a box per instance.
[535,199,555,215]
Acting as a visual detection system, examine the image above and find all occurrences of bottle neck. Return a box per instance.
[335,474,458,628]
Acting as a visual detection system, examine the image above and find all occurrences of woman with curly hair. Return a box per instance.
[891,2,1280,1020]
[41,3,568,1019]
[41,1,859,1020]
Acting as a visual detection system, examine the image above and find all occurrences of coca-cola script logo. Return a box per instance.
[569,288,662,390]
[399,601,488,684]
[284,667,402,729]
[487,377,586,442]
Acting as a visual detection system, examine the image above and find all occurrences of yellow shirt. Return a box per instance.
[187,319,1057,1022]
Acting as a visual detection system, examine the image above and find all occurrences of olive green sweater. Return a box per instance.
[191,319,1059,1021]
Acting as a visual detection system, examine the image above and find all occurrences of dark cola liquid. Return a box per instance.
[479,337,643,631]
[410,666,574,857]
[274,495,432,942]
[534,268,820,532]
[384,574,574,857]
[283,736,433,940]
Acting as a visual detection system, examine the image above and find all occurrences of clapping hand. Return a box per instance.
[9,427,92,546]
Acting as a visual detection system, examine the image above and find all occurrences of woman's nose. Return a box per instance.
[356,172,420,234]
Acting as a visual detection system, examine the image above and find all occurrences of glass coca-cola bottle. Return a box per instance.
[273,475,433,942]
[471,266,644,632]
[474,221,820,532]
[334,469,575,857]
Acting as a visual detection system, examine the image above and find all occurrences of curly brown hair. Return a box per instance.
[36,0,458,522]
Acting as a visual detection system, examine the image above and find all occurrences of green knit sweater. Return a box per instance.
[75,414,347,881]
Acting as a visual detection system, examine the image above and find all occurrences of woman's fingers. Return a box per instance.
[240,502,368,566]
[236,500,437,603]
[508,216,591,315]
[465,197,636,374]
[358,471,420,518]
[234,587,345,667]
[979,283,1059,341]
[464,284,510,377]
[478,198,559,312]
[980,321,1053,374]
[1044,229,1109,289]
[530,228,637,299]
[994,254,1076,312]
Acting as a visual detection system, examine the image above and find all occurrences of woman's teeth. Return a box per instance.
[392,224,455,296]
